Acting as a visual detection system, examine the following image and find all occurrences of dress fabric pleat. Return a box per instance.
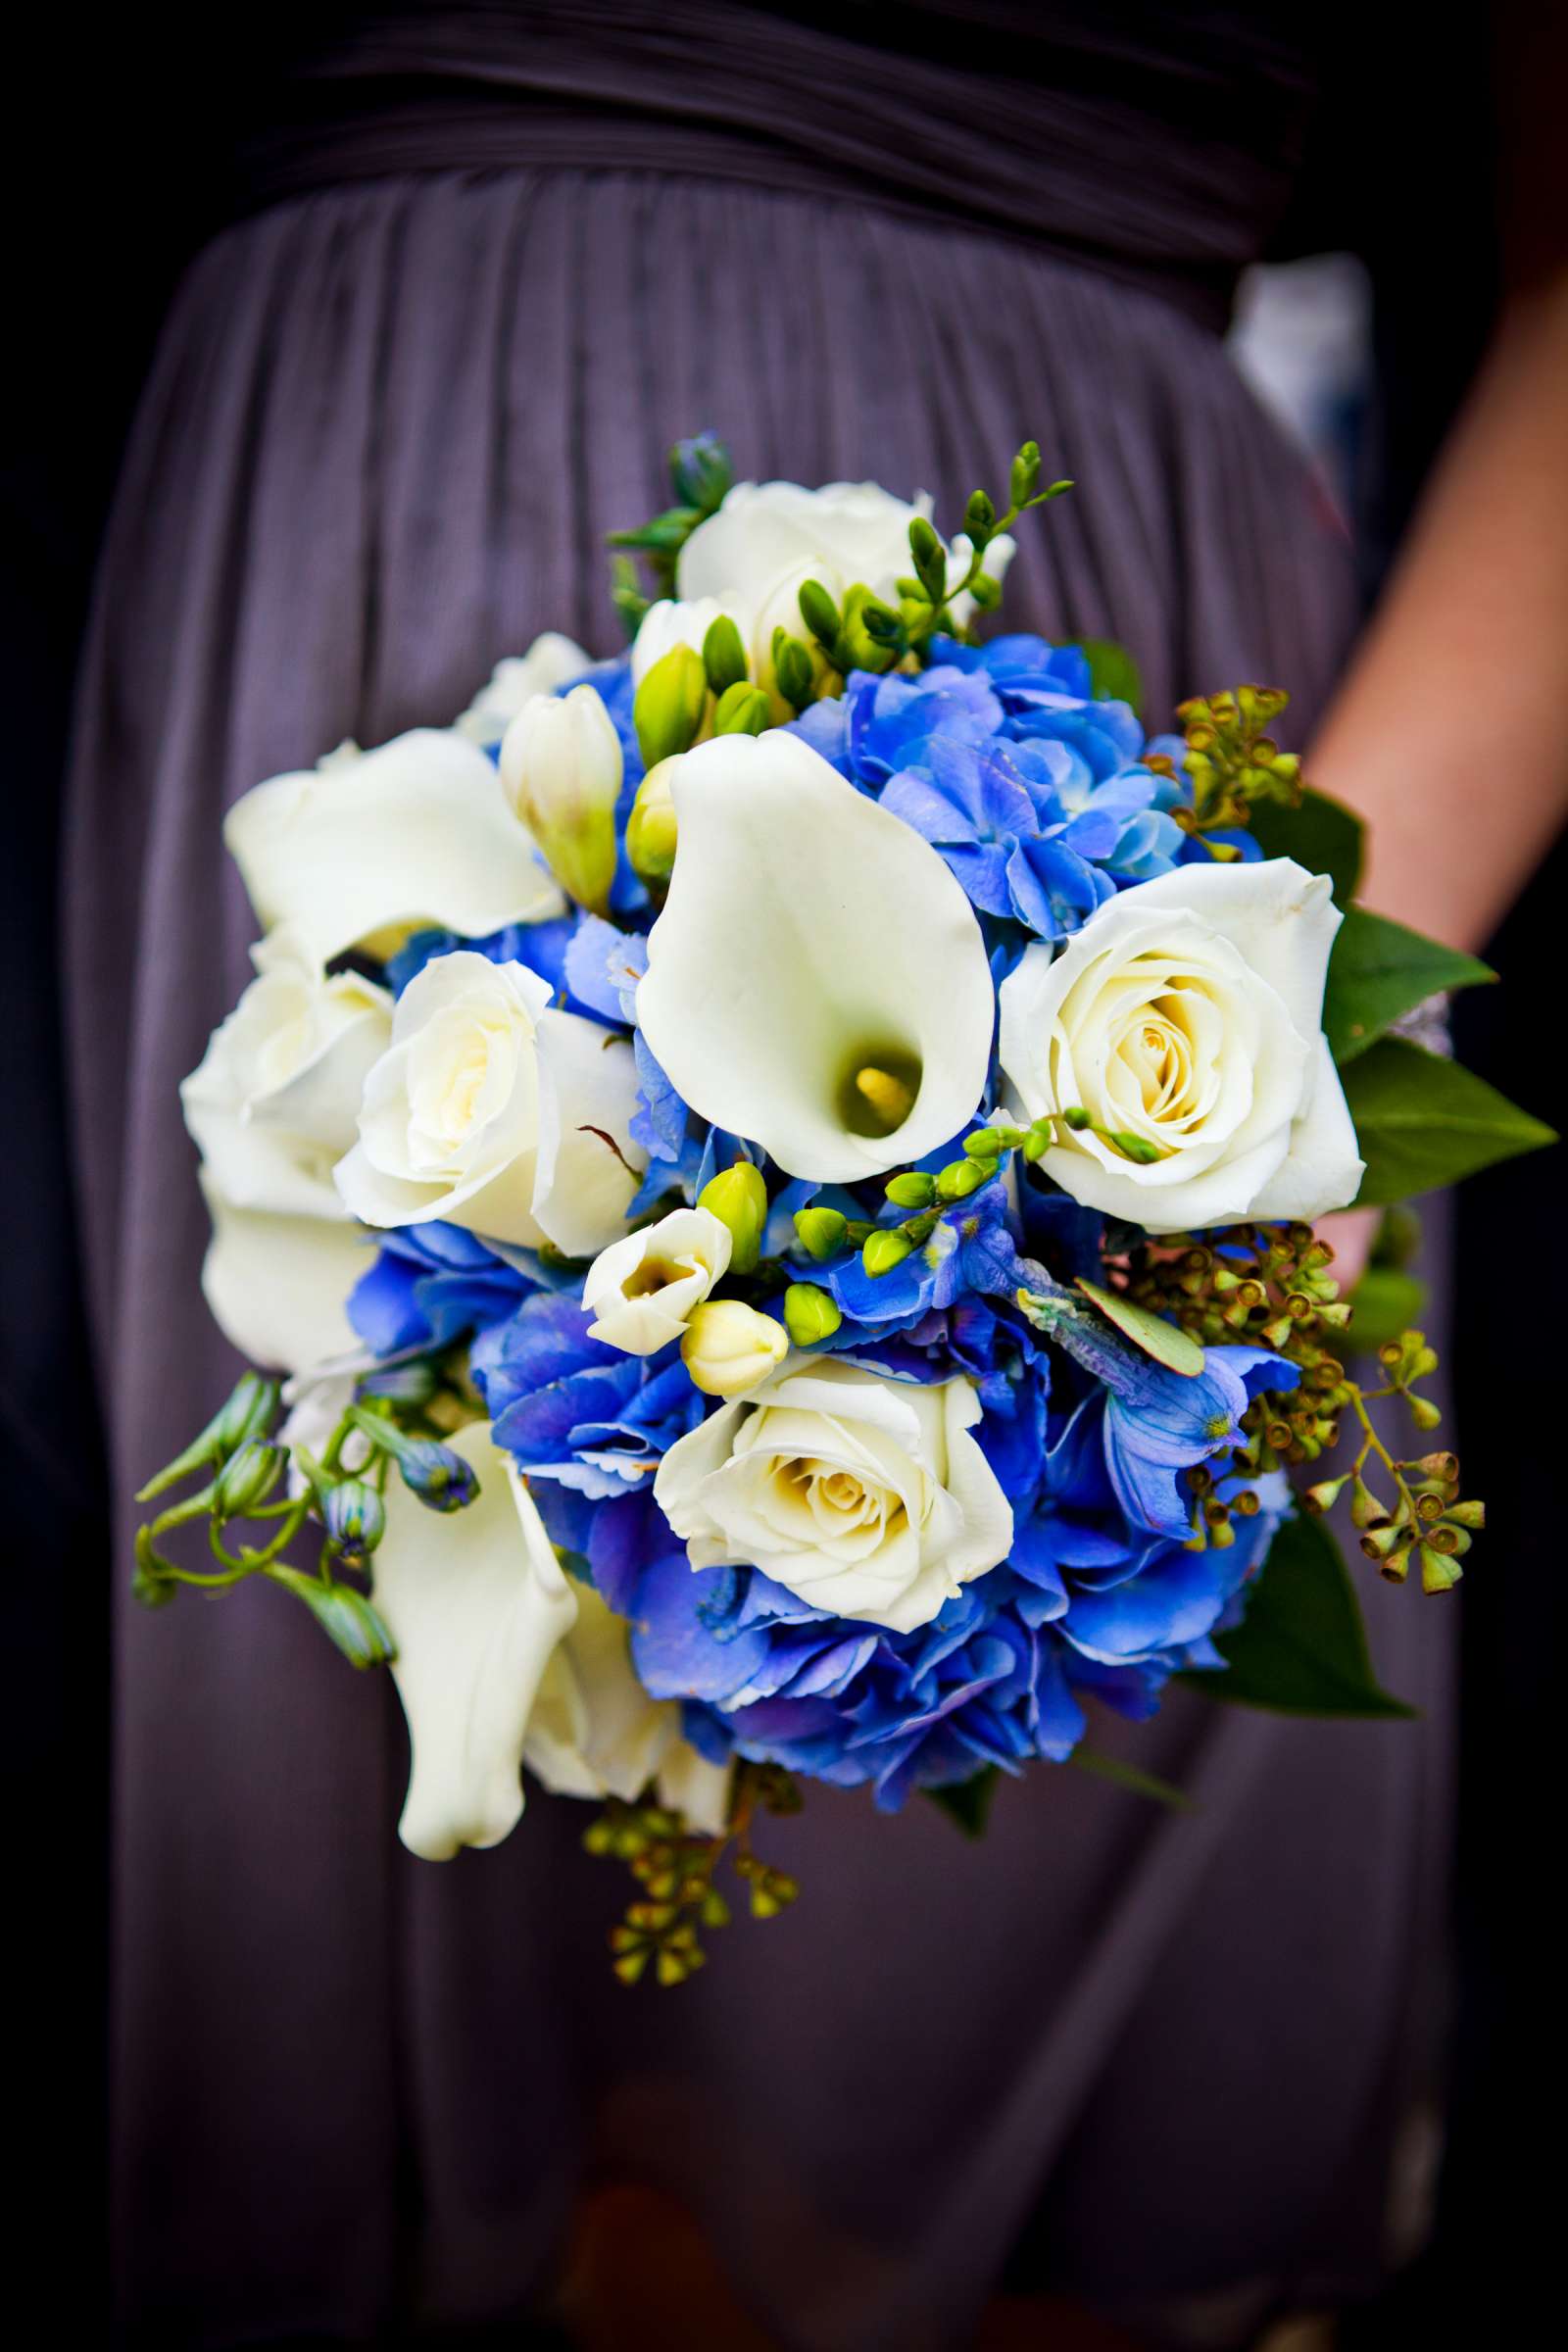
[67,52,1454,2347]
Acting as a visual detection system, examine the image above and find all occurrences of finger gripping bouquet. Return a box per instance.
[142,433,1552,1984]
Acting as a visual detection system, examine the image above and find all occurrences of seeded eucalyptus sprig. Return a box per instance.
[1161,686,1304,861]
[585,1761,804,1986]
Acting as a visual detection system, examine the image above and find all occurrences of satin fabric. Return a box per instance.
[66,17,1453,2344]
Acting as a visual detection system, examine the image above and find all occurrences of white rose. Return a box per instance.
[582,1206,732,1354]
[455,633,593,746]
[334,950,645,1257]
[523,1579,732,1834]
[997,858,1364,1234]
[224,726,564,966]
[654,1356,1013,1634]
[180,927,392,1372]
[676,477,1014,662]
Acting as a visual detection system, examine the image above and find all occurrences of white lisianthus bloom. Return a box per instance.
[334,950,645,1256]
[997,858,1365,1234]
[224,726,564,966]
[676,478,1014,665]
[180,927,391,1372]
[582,1206,732,1354]
[654,1356,1013,1634]
[523,1579,732,1834]
[630,596,738,686]
[370,1422,579,1860]
[455,632,593,747]
[635,730,994,1181]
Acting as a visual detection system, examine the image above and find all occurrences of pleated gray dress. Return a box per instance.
[66,7,1455,2343]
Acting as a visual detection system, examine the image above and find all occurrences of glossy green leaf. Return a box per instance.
[1324,907,1493,1065]
[1069,1744,1194,1810]
[1344,1038,1556,1205]
[1071,638,1144,716]
[926,1765,1001,1838]
[1248,785,1364,906]
[1075,1278,1205,1376]
[1181,1511,1414,1718]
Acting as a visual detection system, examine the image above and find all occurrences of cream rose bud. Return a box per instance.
[180,927,392,1373]
[654,1356,1014,1633]
[997,857,1365,1235]
[680,1299,790,1398]
[334,950,645,1258]
[499,683,623,915]
[582,1207,733,1355]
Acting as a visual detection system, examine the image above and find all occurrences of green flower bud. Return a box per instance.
[698,1161,768,1276]
[964,488,996,543]
[1009,440,1042,509]
[712,681,769,736]
[797,578,840,650]
[634,643,708,769]
[322,1477,387,1568]
[793,1205,848,1260]
[625,756,681,884]
[963,1125,1013,1160]
[968,571,1003,612]
[214,1437,285,1519]
[935,1158,985,1201]
[771,631,816,711]
[907,514,947,604]
[702,613,749,697]
[782,1283,842,1348]
[861,1229,915,1278]
[885,1170,936,1210]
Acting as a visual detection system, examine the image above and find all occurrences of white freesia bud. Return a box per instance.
[224,727,564,966]
[180,927,392,1373]
[625,755,681,883]
[582,1206,732,1355]
[997,858,1365,1233]
[680,1298,789,1398]
[523,1579,732,1834]
[370,1421,579,1860]
[655,1356,1013,1634]
[499,683,623,915]
[335,950,645,1257]
[636,730,994,1181]
[456,632,593,747]
[630,596,737,686]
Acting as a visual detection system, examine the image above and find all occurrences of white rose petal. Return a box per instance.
[654,1355,1013,1634]
[371,1423,579,1861]
[180,928,392,1372]
[523,1579,732,1834]
[997,857,1364,1234]
[456,633,593,746]
[582,1206,733,1354]
[334,950,645,1256]
[224,727,564,965]
[636,730,994,1182]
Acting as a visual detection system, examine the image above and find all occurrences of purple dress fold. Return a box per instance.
[66,9,1455,2344]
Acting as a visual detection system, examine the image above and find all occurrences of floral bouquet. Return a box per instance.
[138,435,1552,1983]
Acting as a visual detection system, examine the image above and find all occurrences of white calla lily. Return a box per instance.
[523,1580,732,1835]
[371,1422,579,1861]
[635,730,995,1180]
[224,727,564,965]
[180,928,391,1372]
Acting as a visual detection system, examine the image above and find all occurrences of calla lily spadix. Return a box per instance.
[370,1421,579,1861]
[224,727,564,966]
[636,730,995,1181]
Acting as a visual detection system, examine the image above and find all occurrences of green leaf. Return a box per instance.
[1248,785,1364,906]
[925,1765,1001,1837]
[1181,1511,1414,1717]
[1343,1037,1556,1205]
[268,1565,396,1671]
[1324,908,1494,1065]
[1343,1264,1428,1354]
[1069,1745,1194,1809]
[1070,638,1143,715]
[1075,1278,1205,1376]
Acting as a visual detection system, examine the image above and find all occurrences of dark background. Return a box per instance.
[4,9,1560,2342]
